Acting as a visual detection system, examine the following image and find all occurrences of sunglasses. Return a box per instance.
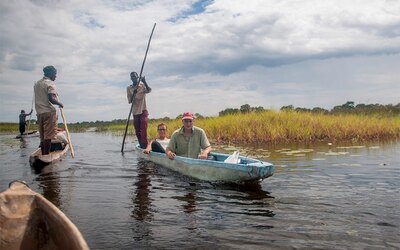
[158,128,166,131]
[183,120,193,123]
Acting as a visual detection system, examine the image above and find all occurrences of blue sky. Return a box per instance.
[0,0,399,122]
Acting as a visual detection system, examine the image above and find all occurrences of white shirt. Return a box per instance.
[156,138,170,150]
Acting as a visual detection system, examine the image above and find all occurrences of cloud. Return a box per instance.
[0,0,399,122]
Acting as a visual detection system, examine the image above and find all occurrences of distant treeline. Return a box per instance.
[69,101,399,128]
[219,102,400,116]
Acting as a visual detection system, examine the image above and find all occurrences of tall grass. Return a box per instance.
[2,111,399,144]
[135,111,400,144]
[197,111,400,144]
[0,123,38,133]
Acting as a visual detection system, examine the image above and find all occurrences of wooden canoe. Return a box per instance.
[0,181,89,250]
[135,144,274,183]
[29,144,70,169]
[15,131,39,139]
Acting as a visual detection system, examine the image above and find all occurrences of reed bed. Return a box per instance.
[0,123,38,133]
[197,111,400,144]
[147,111,400,144]
[2,111,399,144]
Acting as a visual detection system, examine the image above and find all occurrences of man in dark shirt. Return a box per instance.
[19,109,33,135]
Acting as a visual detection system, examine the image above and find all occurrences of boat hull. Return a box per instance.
[0,181,89,250]
[29,144,70,169]
[15,131,39,139]
[135,145,274,183]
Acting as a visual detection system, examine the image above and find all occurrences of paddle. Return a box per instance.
[121,23,157,153]
[60,108,75,158]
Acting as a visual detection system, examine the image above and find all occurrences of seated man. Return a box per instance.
[143,123,170,154]
[166,112,211,160]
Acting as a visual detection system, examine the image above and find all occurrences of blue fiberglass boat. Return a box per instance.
[135,144,274,183]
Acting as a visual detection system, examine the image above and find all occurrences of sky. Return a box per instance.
[0,0,399,122]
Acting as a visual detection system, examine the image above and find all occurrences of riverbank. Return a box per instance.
[2,111,399,144]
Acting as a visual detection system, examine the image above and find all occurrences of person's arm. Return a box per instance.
[48,93,64,108]
[199,146,212,160]
[166,148,176,160]
[27,109,33,115]
[141,76,152,93]
[143,140,154,154]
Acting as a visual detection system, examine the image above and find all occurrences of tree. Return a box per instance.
[280,105,294,111]
[240,104,251,113]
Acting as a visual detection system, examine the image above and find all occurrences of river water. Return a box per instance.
[0,133,399,249]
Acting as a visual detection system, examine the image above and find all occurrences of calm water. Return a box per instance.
[0,133,399,249]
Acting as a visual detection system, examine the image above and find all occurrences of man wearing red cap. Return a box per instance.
[166,112,212,160]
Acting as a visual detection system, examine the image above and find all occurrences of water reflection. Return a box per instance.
[131,160,154,221]
[19,138,27,149]
[131,160,154,242]
[35,166,62,207]
[182,191,197,214]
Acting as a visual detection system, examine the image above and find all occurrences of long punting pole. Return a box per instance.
[121,23,156,153]
[60,108,75,158]
[27,96,34,132]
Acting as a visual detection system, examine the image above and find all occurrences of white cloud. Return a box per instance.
[0,0,399,122]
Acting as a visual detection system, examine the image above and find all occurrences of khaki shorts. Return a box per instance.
[37,111,57,141]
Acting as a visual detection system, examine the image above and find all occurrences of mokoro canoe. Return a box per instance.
[15,131,39,139]
[29,144,70,169]
[135,144,274,183]
[0,180,89,250]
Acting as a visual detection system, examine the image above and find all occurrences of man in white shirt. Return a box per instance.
[34,65,64,155]
[129,71,151,149]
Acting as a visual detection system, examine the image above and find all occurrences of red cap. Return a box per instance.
[182,112,194,120]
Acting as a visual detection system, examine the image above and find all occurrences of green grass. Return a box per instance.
[0,123,38,133]
[2,110,399,144]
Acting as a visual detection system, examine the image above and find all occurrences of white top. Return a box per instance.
[156,138,170,150]
[34,77,58,114]
[131,82,151,115]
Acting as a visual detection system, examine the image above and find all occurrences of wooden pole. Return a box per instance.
[121,23,156,152]
[60,108,75,158]
[27,95,34,132]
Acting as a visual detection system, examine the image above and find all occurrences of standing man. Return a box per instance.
[19,109,33,135]
[129,71,151,149]
[166,112,212,160]
[34,65,64,155]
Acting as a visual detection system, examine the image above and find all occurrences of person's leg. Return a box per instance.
[19,123,25,135]
[42,112,57,155]
[38,114,45,154]
[133,114,141,146]
[43,139,52,154]
[151,141,165,153]
[139,110,149,149]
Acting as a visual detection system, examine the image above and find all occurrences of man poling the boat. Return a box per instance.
[127,72,152,149]
[19,109,33,135]
[166,112,212,160]
[121,23,156,152]
[34,65,64,155]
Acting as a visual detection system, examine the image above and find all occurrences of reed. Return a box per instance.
[2,111,399,144]
[198,111,400,143]
[0,123,38,133]
[146,111,400,144]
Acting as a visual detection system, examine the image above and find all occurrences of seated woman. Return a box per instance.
[143,123,170,154]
